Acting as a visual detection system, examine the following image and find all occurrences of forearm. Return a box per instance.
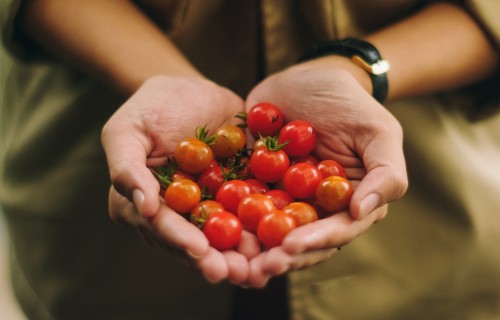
[367,2,499,101]
[19,0,201,95]
[304,2,499,102]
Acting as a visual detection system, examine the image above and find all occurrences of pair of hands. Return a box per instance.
[101,59,408,288]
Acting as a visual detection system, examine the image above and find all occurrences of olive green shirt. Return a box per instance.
[1,1,500,319]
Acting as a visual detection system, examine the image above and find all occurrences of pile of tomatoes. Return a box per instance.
[153,102,353,251]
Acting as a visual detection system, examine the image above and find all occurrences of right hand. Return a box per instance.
[101,75,258,284]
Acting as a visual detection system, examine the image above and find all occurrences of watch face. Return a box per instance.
[352,55,390,75]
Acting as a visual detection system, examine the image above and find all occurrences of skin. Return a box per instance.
[19,0,499,287]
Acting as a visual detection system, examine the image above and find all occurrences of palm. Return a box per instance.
[102,76,254,284]
[242,63,407,287]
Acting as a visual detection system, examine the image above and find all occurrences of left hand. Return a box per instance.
[243,57,407,287]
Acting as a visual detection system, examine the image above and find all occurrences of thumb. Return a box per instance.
[101,119,161,218]
[350,130,408,220]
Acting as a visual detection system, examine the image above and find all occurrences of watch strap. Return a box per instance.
[299,38,390,103]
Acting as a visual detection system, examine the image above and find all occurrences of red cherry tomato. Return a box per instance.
[249,147,290,183]
[174,137,213,174]
[264,189,293,210]
[245,178,270,194]
[283,162,322,199]
[290,154,319,166]
[197,165,227,198]
[237,193,276,233]
[211,124,246,160]
[257,210,296,248]
[278,120,316,157]
[190,200,225,228]
[203,211,242,251]
[315,176,353,213]
[215,179,253,213]
[282,202,318,227]
[247,102,285,138]
[164,179,201,214]
[317,159,347,179]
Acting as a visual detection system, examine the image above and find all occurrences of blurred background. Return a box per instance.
[1,23,26,319]
[0,212,25,320]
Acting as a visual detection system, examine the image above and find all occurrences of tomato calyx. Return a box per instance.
[260,135,289,152]
[190,208,210,229]
[195,125,217,146]
[234,111,247,128]
[200,186,213,201]
[152,157,177,189]
[224,150,251,179]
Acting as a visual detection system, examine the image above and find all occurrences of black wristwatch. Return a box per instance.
[299,38,390,103]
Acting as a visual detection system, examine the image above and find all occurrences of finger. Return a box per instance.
[224,251,250,285]
[246,253,272,288]
[150,206,210,259]
[350,127,408,220]
[101,116,161,218]
[261,247,338,274]
[195,247,229,283]
[237,230,262,259]
[109,186,158,230]
[282,207,385,255]
[109,186,136,225]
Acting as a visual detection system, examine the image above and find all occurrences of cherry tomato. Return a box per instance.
[197,165,227,198]
[211,124,246,159]
[190,200,225,228]
[264,189,293,210]
[283,202,318,227]
[283,162,322,199]
[215,179,253,213]
[290,154,319,166]
[315,176,353,213]
[249,147,290,183]
[317,159,347,178]
[237,193,276,233]
[174,137,213,174]
[245,178,270,194]
[171,170,195,181]
[203,211,242,251]
[253,137,267,150]
[164,179,201,214]
[226,155,251,180]
[257,210,296,248]
[278,120,316,157]
[247,102,285,138]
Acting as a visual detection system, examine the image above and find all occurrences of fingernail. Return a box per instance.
[132,189,145,216]
[187,249,202,260]
[359,193,380,220]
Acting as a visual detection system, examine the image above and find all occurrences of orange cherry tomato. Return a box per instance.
[164,179,201,214]
[237,193,276,233]
[190,200,225,228]
[282,202,318,227]
[211,124,246,159]
[257,210,296,248]
[315,176,353,213]
[174,138,213,174]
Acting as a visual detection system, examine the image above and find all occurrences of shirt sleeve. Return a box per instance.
[1,0,53,62]
[465,0,500,52]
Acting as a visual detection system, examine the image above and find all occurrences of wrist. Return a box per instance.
[298,38,390,103]
[300,55,373,95]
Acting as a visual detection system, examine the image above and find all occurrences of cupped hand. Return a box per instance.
[101,75,257,284]
[243,57,408,287]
